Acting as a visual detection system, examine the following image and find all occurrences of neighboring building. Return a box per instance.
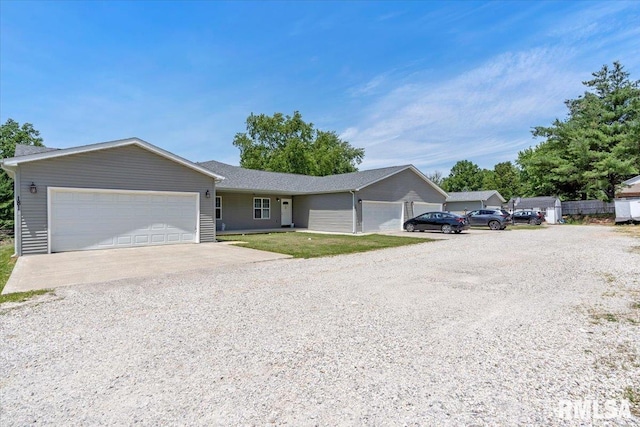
[509,196,562,224]
[198,160,448,234]
[614,175,640,223]
[444,190,506,214]
[1,138,449,255]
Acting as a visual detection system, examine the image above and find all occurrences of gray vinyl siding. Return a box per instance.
[446,201,483,214]
[485,194,504,208]
[17,145,216,254]
[216,192,283,230]
[357,169,446,204]
[294,193,354,233]
[356,169,446,232]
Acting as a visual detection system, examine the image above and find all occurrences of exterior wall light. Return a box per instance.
[29,182,37,194]
[205,190,211,198]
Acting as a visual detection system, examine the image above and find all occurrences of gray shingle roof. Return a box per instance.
[198,160,416,194]
[509,196,559,209]
[445,190,505,203]
[14,144,59,157]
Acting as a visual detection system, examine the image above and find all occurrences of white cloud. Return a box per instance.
[344,47,581,173]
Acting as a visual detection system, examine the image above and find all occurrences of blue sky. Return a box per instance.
[1,1,639,175]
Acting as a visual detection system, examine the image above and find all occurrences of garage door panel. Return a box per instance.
[362,201,403,232]
[413,202,443,217]
[50,188,198,253]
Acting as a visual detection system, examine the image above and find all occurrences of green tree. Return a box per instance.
[441,160,487,192]
[0,119,44,233]
[482,161,522,201]
[233,111,364,176]
[518,62,640,200]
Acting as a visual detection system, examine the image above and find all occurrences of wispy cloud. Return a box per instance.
[341,1,640,174]
[342,47,581,173]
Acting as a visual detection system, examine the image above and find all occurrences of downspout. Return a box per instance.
[14,168,21,256]
[350,190,356,234]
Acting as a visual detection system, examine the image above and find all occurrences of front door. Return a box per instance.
[281,198,292,226]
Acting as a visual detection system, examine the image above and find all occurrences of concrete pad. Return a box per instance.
[2,243,291,294]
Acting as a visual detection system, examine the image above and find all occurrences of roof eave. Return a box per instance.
[3,138,225,182]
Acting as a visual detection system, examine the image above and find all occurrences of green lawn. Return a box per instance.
[0,242,51,304]
[217,232,432,258]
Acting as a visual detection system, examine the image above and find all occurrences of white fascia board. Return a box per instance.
[2,137,225,182]
[0,162,16,179]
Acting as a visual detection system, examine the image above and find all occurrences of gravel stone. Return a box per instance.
[1,225,639,425]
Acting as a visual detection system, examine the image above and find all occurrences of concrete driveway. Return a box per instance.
[2,243,291,294]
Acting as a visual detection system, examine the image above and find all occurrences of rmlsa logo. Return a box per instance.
[557,399,632,420]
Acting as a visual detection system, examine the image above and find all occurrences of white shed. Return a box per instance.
[615,175,640,223]
[510,197,562,224]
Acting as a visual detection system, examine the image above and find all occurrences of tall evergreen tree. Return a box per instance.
[518,62,640,200]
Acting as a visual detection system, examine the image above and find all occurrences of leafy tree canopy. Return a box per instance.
[1,119,44,233]
[233,111,364,176]
[441,160,487,192]
[518,61,640,201]
[482,161,522,201]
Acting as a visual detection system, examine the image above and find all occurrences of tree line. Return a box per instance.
[434,62,640,202]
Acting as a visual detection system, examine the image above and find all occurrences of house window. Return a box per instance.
[215,196,222,220]
[254,197,270,219]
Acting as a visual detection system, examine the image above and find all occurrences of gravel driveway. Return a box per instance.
[1,226,639,425]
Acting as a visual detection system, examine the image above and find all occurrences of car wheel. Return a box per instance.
[489,220,501,230]
[441,224,452,234]
[405,223,415,232]
[529,219,537,225]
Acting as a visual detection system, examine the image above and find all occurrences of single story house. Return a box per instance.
[2,138,447,255]
[198,160,447,234]
[614,175,640,223]
[444,190,506,214]
[509,196,562,224]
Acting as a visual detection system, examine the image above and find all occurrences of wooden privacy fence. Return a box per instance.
[561,200,615,215]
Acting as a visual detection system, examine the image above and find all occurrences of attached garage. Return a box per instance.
[49,188,199,252]
[412,202,443,217]
[1,138,224,255]
[362,201,404,232]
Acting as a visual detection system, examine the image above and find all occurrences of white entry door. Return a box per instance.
[281,198,292,226]
[49,187,199,253]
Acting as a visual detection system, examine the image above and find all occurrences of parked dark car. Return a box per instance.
[512,210,544,225]
[404,211,470,234]
[465,209,510,230]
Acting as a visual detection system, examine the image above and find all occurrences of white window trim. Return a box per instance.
[253,197,271,220]
[215,195,222,220]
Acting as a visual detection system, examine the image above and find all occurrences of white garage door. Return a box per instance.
[412,202,443,217]
[49,188,199,253]
[362,201,404,232]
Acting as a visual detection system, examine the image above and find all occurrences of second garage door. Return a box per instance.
[361,201,404,232]
[49,188,199,253]
[412,202,443,217]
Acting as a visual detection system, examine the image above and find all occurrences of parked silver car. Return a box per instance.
[465,209,510,230]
